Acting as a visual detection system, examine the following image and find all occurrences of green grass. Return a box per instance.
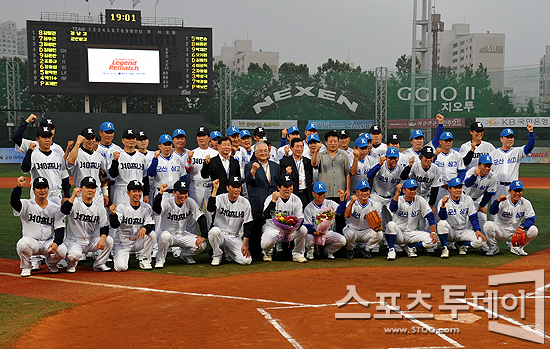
[519,163,550,177]
[0,164,26,178]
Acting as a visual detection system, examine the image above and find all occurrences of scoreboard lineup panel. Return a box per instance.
[27,18,212,97]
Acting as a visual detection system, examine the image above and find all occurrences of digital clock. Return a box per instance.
[105,9,141,26]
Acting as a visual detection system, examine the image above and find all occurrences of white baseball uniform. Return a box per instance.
[343,198,383,252]
[16,138,64,157]
[433,149,466,205]
[22,147,69,206]
[386,195,436,249]
[303,199,346,255]
[368,161,405,227]
[66,147,106,204]
[107,150,149,205]
[436,194,484,249]
[459,140,495,171]
[407,161,443,204]
[148,154,186,197]
[96,142,123,180]
[350,156,377,193]
[489,145,531,198]
[463,167,497,227]
[187,146,218,229]
[369,143,387,160]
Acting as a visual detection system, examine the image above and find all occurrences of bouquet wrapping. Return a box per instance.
[314,208,336,247]
[271,212,303,242]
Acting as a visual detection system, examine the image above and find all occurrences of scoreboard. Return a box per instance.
[27,9,212,97]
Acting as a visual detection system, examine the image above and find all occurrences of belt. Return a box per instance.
[119,236,135,241]
[499,181,511,186]
[222,231,237,237]
[74,237,90,242]
[200,182,212,187]
[49,190,60,197]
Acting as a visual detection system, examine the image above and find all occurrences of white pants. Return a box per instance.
[483,222,538,250]
[17,236,66,270]
[261,225,307,258]
[113,232,157,271]
[385,222,436,249]
[156,230,206,263]
[306,230,346,254]
[65,235,114,269]
[437,221,484,249]
[188,181,213,233]
[343,226,383,251]
[208,227,252,265]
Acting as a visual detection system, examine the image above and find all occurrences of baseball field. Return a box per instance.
[0,164,548,349]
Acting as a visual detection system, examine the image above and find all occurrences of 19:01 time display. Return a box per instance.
[110,13,137,22]
[105,9,141,25]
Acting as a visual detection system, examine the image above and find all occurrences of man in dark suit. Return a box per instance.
[279,137,313,208]
[244,141,280,259]
[201,136,240,195]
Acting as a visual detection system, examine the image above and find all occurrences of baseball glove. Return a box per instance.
[511,227,526,247]
[365,210,383,231]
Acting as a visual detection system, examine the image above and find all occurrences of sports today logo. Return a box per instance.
[335,269,545,344]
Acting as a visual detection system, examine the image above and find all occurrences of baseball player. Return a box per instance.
[387,134,401,151]
[13,114,65,157]
[489,124,535,199]
[109,180,156,271]
[303,182,347,260]
[339,130,353,157]
[484,180,538,256]
[207,176,253,266]
[436,177,486,258]
[136,131,156,200]
[343,180,383,259]
[401,146,443,212]
[260,175,308,263]
[401,113,445,161]
[11,176,67,276]
[235,129,254,199]
[385,179,438,260]
[172,128,189,159]
[278,126,301,160]
[463,154,497,228]
[61,177,113,272]
[152,180,208,268]
[459,122,495,171]
[96,121,122,172]
[226,126,241,155]
[369,125,387,160]
[107,129,150,205]
[302,123,327,159]
[433,131,466,205]
[305,134,322,183]
[350,136,378,193]
[210,130,222,151]
[148,134,187,199]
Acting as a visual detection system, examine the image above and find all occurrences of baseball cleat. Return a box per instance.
[66,266,76,273]
[49,266,60,274]
[306,246,314,260]
[292,256,307,263]
[57,258,68,269]
[479,243,489,253]
[263,254,272,262]
[361,249,373,259]
[93,264,112,272]
[345,249,355,259]
[154,261,164,269]
[509,246,528,256]
[485,247,500,256]
[372,244,380,253]
[325,251,335,260]
[139,259,153,270]
[211,257,222,266]
[21,268,31,277]
[404,245,417,258]
[31,260,41,271]
[440,246,449,259]
[181,256,197,264]
[458,245,467,255]
[387,248,396,260]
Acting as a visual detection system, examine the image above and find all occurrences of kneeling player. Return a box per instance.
[153,180,207,268]
[385,179,438,260]
[110,180,156,271]
[207,177,253,266]
[483,180,538,256]
[261,175,308,263]
[343,181,383,259]
[436,177,486,258]
[62,177,113,272]
[11,176,67,276]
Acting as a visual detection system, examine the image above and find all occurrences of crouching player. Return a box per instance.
[11,176,67,276]
[436,177,486,258]
[261,175,308,263]
[343,180,383,259]
[483,180,538,256]
[207,176,253,266]
[110,180,156,271]
[153,180,207,268]
[62,177,113,272]
[385,179,438,260]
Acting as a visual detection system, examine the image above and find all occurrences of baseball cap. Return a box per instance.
[226,126,240,136]
[403,179,418,189]
[305,123,318,131]
[122,129,136,139]
[278,174,294,186]
[339,130,350,138]
[448,177,463,188]
[288,126,300,135]
[158,134,173,144]
[440,131,454,141]
[500,128,515,137]
[509,180,524,191]
[254,127,266,137]
[173,129,186,138]
[470,122,484,132]
[227,175,243,186]
[137,130,148,140]
[39,118,55,128]
[361,133,372,142]
[80,127,96,138]
[240,130,252,138]
[388,134,400,143]
[210,131,222,139]
[356,180,371,191]
[33,177,49,189]
[127,180,143,191]
[80,176,98,188]
[410,129,424,139]
[354,137,369,148]
[307,134,321,143]
[196,126,210,136]
[478,154,492,165]
[420,146,435,158]
[173,180,189,192]
[100,122,115,132]
[313,182,327,194]
[260,136,271,145]
[36,126,53,137]
[370,125,381,134]
[386,147,400,158]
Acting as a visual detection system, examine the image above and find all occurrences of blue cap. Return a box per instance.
[356,180,371,191]
[210,130,222,139]
[386,147,400,158]
[100,122,115,132]
[478,154,492,165]
[354,137,369,148]
[403,179,418,189]
[158,134,173,144]
[500,128,515,137]
[410,129,424,139]
[448,177,463,188]
[288,126,301,134]
[305,123,318,131]
[509,180,524,190]
[173,129,186,138]
[227,126,240,136]
[440,131,454,140]
[307,134,320,143]
[240,130,252,138]
[361,133,372,141]
[313,182,327,194]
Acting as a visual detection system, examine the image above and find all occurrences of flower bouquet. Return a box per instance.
[315,208,336,248]
[272,212,303,242]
